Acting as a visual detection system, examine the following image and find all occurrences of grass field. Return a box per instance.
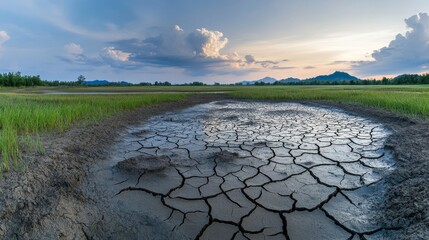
[231,85,429,118]
[1,84,429,171]
[6,84,429,117]
[5,85,236,93]
[0,93,187,171]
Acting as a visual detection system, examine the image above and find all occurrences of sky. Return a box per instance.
[0,0,428,84]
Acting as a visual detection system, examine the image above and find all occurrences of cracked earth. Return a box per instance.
[92,101,397,239]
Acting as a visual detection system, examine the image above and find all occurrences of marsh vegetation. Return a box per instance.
[1,84,429,171]
[0,93,186,171]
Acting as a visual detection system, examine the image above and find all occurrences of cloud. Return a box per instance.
[174,25,183,32]
[327,61,349,66]
[59,26,288,75]
[244,55,288,68]
[61,42,104,66]
[0,31,10,48]
[353,13,429,76]
[187,28,228,58]
[60,43,141,71]
[102,47,130,62]
[304,66,315,69]
[272,66,295,70]
[65,43,83,55]
[245,55,256,63]
[257,59,288,68]
[106,26,287,75]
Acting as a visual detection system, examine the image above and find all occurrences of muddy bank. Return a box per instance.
[0,94,427,239]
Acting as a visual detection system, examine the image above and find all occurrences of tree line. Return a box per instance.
[1,72,429,87]
[0,72,43,87]
[0,72,84,87]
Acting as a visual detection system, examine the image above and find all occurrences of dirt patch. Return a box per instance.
[0,94,427,239]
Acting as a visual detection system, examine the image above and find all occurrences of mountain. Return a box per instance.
[83,80,110,85]
[236,72,359,85]
[278,77,301,84]
[239,77,278,85]
[305,71,359,82]
[83,80,131,86]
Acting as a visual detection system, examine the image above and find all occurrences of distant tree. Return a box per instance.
[191,81,205,86]
[381,77,389,85]
[77,75,86,85]
[138,82,152,86]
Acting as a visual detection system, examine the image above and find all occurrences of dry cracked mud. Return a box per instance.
[90,101,398,240]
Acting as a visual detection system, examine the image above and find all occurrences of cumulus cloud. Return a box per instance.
[115,25,234,73]
[107,26,287,75]
[187,28,228,58]
[353,13,429,76]
[60,26,288,75]
[0,31,10,48]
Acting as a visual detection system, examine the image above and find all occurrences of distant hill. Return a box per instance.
[83,80,110,85]
[237,72,359,85]
[83,80,131,86]
[305,71,359,82]
[239,77,278,85]
[278,77,301,84]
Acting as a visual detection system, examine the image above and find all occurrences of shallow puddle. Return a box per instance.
[91,101,397,239]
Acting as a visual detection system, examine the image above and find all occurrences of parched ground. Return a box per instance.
[311,101,429,240]
[0,94,427,239]
[99,100,394,239]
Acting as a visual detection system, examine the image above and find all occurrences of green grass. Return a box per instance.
[0,93,187,171]
[2,84,429,172]
[3,85,236,93]
[230,85,429,118]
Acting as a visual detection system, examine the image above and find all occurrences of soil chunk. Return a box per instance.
[117,155,170,173]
